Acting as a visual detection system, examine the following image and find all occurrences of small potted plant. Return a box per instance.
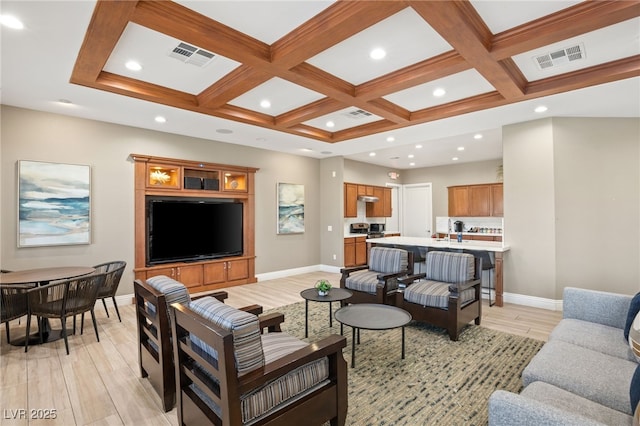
[315,279,332,296]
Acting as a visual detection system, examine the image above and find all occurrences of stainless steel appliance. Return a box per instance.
[369,223,385,233]
[454,220,464,233]
[350,223,384,239]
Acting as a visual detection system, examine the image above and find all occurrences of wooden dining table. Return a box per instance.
[1,266,96,345]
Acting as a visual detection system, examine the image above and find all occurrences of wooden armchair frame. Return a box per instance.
[396,255,482,341]
[340,249,414,305]
[134,279,258,411]
[171,303,348,426]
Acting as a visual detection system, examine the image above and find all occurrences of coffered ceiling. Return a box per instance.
[2,1,639,169]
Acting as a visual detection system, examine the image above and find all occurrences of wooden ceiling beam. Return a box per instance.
[271,1,408,67]
[491,1,640,60]
[276,98,345,127]
[131,0,270,66]
[411,0,527,99]
[198,66,272,109]
[356,51,470,100]
[70,1,138,85]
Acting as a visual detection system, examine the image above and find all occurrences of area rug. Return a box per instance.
[267,302,544,426]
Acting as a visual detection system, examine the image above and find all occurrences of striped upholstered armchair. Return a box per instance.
[340,246,414,305]
[171,296,348,426]
[396,251,482,341]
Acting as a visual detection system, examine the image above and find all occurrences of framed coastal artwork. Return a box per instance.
[18,160,91,247]
[277,182,304,234]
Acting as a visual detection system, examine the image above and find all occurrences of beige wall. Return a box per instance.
[503,117,640,300]
[1,106,322,295]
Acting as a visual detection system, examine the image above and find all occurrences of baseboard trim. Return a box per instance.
[503,292,563,311]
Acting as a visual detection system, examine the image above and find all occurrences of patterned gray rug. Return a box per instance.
[268,301,543,426]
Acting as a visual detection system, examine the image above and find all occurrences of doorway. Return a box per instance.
[401,183,433,237]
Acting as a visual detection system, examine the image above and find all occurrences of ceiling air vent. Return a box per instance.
[533,43,585,70]
[168,42,215,67]
[343,109,373,119]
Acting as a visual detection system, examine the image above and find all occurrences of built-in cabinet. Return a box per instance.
[344,236,367,267]
[132,154,258,293]
[344,182,392,218]
[448,183,503,217]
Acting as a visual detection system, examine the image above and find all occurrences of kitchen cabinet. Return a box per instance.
[344,183,392,218]
[344,183,358,217]
[448,183,503,217]
[344,236,367,267]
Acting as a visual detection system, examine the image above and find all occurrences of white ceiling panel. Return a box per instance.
[306,7,451,85]
[304,107,383,132]
[470,0,582,34]
[176,1,335,44]
[383,69,496,112]
[228,77,325,115]
[513,18,640,81]
[104,23,241,94]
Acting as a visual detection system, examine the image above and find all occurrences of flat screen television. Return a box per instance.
[146,197,243,265]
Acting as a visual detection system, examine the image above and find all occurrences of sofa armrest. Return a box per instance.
[563,287,632,329]
[488,390,605,426]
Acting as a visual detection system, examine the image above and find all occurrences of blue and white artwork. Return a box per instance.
[277,183,304,234]
[18,160,91,247]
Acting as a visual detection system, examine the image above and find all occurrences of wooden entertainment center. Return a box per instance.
[132,154,258,293]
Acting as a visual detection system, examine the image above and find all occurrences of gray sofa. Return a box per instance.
[489,287,638,425]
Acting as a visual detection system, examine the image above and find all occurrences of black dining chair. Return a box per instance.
[25,272,106,354]
[1,283,35,345]
[91,261,126,321]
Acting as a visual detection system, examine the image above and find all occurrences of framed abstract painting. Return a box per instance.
[18,160,91,247]
[277,182,304,234]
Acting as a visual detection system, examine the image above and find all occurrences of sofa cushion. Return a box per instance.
[189,296,265,376]
[629,310,640,363]
[624,292,640,340]
[345,270,398,294]
[523,340,637,414]
[631,364,640,414]
[550,318,634,362]
[403,280,476,309]
[424,251,475,283]
[368,247,408,274]
[520,381,633,426]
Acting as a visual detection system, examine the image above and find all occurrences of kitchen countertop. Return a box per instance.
[366,236,510,252]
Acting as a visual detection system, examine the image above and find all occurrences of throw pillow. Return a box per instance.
[625,292,640,341]
[631,364,640,414]
[630,310,640,363]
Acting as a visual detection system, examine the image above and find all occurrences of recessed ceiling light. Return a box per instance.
[457,146,465,151]
[326,121,335,128]
[369,152,376,157]
[386,136,395,142]
[57,99,73,105]
[433,88,446,97]
[415,144,423,149]
[452,157,459,161]
[260,99,271,108]
[408,154,414,159]
[301,148,313,152]
[534,105,548,113]
[1,14,24,30]
[409,162,416,166]
[154,116,166,123]
[125,60,142,71]
[370,48,386,60]
[474,133,483,140]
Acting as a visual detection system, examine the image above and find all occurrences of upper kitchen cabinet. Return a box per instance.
[448,183,503,217]
[344,183,392,218]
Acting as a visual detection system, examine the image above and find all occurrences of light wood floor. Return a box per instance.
[0,271,562,425]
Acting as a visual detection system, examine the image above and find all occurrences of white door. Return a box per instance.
[402,183,433,237]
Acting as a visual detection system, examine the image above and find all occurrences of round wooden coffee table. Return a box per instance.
[334,303,412,368]
[300,287,352,338]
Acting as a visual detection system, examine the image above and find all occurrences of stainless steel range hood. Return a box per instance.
[358,195,379,202]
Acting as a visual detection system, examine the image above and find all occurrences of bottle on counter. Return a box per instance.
[457,232,462,242]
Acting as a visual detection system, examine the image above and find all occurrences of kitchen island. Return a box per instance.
[366,236,510,307]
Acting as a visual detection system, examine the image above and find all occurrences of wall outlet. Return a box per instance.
[332,254,337,260]
[327,225,332,231]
